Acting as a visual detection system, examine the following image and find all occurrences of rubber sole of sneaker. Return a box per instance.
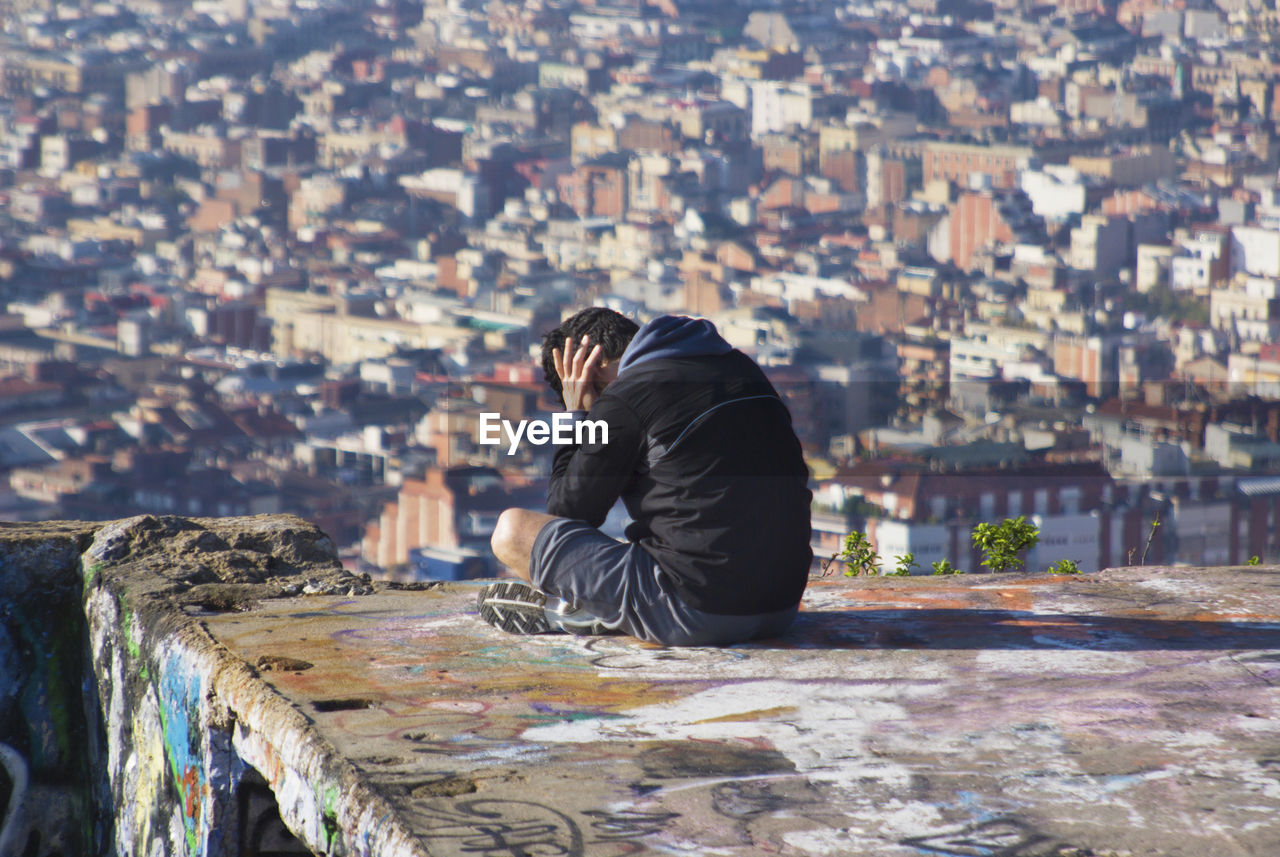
[477,581,553,635]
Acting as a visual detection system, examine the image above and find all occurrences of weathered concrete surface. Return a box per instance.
[199,566,1280,857]
[0,513,414,857]
[78,514,380,857]
[5,514,1280,857]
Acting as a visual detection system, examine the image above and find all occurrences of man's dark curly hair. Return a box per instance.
[541,307,639,406]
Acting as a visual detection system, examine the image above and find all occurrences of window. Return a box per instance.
[1061,487,1081,515]
[930,496,947,520]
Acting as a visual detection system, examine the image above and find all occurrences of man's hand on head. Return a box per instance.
[553,333,605,411]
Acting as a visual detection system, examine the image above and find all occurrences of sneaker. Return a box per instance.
[477,580,554,634]
[476,581,615,636]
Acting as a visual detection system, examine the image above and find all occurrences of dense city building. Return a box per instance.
[1,0,1279,576]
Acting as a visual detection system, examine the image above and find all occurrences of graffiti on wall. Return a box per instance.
[87,583,353,857]
[88,584,244,857]
[194,580,1280,857]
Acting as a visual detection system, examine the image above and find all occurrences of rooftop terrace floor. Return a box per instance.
[203,566,1280,857]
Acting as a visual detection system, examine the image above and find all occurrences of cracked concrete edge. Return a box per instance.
[76,513,429,857]
[0,519,99,599]
[176,601,429,857]
[13,512,1267,856]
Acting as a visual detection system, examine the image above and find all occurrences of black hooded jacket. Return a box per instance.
[547,315,812,615]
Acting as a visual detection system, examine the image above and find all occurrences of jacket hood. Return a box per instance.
[617,315,733,374]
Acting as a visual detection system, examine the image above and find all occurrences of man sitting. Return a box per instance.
[477,308,812,646]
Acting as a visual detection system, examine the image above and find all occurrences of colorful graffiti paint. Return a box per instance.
[200,571,1280,857]
[80,515,428,857]
[8,516,1280,857]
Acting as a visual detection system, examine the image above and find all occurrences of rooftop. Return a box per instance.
[6,515,1276,857]
[207,569,1280,857]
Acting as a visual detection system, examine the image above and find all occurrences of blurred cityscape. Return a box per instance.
[1,0,1278,578]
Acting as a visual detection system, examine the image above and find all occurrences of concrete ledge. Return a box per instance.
[78,514,423,857]
[204,565,1280,856]
[3,515,1280,856]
